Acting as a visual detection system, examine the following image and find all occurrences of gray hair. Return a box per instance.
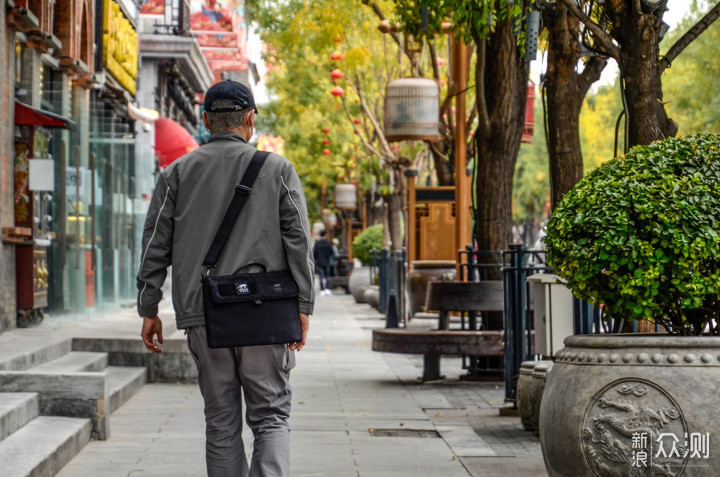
[205,99,253,133]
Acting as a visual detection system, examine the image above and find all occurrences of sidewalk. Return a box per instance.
[52,291,546,477]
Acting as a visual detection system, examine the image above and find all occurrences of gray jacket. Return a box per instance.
[136,131,314,329]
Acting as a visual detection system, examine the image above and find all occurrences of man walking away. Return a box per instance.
[136,79,313,477]
[313,230,334,296]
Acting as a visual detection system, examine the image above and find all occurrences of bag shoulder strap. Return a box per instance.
[203,150,270,269]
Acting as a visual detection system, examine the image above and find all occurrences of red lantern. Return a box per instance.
[437,57,445,67]
[330,86,344,97]
[322,128,330,134]
[350,179,357,185]
[322,149,331,155]
[331,69,344,80]
[322,139,330,145]
[354,130,359,135]
[333,35,343,43]
[353,119,361,125]
[330,52,345,61]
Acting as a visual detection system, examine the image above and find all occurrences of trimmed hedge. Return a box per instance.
[544,134,720,335]
[352,224,383,265]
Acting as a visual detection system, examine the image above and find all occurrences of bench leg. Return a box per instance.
[422,355,444,382]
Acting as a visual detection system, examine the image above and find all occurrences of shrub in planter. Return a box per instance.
[352,224,383,265]
[544,134,720,335]
[539,135,720,477]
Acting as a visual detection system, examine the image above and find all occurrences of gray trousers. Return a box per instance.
[186,326,295,477]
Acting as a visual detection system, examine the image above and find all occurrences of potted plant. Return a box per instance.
[349,224,383,303]
[539,134,720,477]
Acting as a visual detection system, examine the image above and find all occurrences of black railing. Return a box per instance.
[372,248,407,329]
[501,244,553,402]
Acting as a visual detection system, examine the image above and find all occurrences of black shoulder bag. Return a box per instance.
[201,150,302,348]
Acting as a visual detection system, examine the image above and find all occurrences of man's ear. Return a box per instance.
[246,111,255,130]
[202,112,210,129]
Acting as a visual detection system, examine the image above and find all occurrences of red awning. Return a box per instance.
[155,117,199,168]
[14,101,76,130]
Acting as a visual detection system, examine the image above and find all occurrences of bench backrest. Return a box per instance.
[425,281,504,313]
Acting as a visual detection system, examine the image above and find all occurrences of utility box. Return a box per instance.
[527,273,574,356]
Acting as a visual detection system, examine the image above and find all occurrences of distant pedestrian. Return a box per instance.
[330,238,340,276]
[137,79,313,477]
[313,230,334,296]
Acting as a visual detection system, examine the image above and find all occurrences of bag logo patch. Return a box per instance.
[274,284,283,292]
[236,283,250,295]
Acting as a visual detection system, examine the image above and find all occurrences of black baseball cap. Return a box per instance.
[203,79,258,113]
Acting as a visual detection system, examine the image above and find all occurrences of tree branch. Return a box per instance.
[339,91,383,160]
[660,2,720,70]
[360,0,424,77]
[351,75,395,159]
[559,0,620,60]
[428,40,440,81]
[578,56,609,96]
[472,33,491,138]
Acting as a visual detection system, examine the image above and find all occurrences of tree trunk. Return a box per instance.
[545,3,586,208]
[618,13,678,146]
[429,141,454,186]
[473,15,529,253]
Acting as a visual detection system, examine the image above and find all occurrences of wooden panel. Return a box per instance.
[419,202,456,261]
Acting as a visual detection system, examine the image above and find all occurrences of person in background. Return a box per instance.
[330,238,340,276]
[313,230,334,296]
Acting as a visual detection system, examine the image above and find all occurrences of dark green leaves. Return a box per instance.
[544,134,720,334]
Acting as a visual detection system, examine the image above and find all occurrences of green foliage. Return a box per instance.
[544,135,720,335]
[662,0,720,136]
[352,224,384,265]
[513,91,550,222]
[393,0,525,45]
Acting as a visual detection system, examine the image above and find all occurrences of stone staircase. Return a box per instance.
[0,334,195,477]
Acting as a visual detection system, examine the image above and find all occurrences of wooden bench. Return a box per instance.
[372,281,504,381]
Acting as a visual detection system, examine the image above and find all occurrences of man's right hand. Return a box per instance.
[141,316,164,353]
[288,313,309,351]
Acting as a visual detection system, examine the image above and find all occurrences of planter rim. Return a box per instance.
[565,334,720,348]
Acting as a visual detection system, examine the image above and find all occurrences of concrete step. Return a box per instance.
[30,352,108,373]
[105,366,147,413]
[0,393,39,442]
[0,416,91,477]
[0,337,72,371]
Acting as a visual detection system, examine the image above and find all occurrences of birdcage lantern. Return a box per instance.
[384,78,441,142]
[334,183,357,211]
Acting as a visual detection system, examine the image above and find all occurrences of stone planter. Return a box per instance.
[348,266,373,304]
[517,360,553,431]
[531,362,553,436]
[540,334,720,477]
[407,260,456,317]
[364,286,380,310]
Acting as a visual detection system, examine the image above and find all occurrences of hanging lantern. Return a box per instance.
[322,128,330,134]
[333,35,344,43]
[330,52,345,61]
[331,69,344,80]
[384,78,441,142]
[330,86,345,97]
[437,57,445,67]
[322,139,331,145]
[335,183,357,211]
[354,130,359,135]
[322,209,338,227]
[353,119,361,125]
[322,149,331,155]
